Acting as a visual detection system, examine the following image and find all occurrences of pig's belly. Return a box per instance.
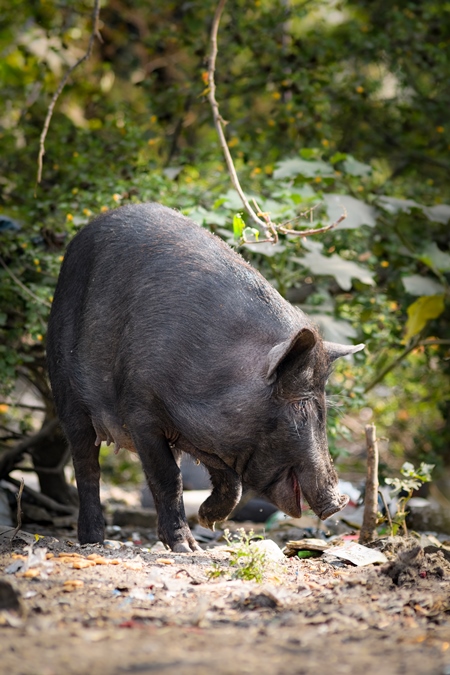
[91,414,136,454]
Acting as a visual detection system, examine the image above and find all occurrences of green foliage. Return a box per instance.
[385,461,434,535]
[0,0,449,478]
[208,529,267,583]
[99,445,144,486]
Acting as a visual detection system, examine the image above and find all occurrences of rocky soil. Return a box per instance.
[1,522,450,675]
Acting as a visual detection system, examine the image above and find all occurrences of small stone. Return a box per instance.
[252,539,285,563]
[103,539,123,550]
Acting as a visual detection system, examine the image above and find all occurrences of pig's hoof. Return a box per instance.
[173,542,191,553]
[197,513,215,530]
[172,541,202,553]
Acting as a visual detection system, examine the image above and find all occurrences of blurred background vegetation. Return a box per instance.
[0,0,449,500]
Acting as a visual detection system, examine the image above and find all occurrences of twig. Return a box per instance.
[207,1,347,243]
[278,208,347,237]
[364,336,421,393]
[378,489,393,536]
[5,476,76,515]
[0,257,51,308]
[10,479,25,545]
[0,402,46,412]
[364,335,449,394]
[359,423,379,545]
[207,0,272,239]
[36,0,102,186]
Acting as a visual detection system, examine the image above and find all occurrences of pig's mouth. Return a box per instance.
[263,467,303,519]
[264,467,349,521]
[291,468,303,514]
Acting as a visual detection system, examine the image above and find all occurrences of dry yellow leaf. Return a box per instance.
[155,558,174,565]
[63,579,84,587]
[22,568,40,578]
[72,560,96,569]
[124,562,143,570]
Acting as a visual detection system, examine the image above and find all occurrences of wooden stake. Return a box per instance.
[359,424,379,544]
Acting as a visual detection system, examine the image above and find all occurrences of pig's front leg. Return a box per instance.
[131,425,201,552]
[198,464,242,529]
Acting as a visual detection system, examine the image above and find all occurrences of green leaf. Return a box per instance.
[242,226,259,242]
[418,242,450,272]
[213,197,227,209]
[329,152,347,164]
[402,274,445,296]
[324,194,376,229]
[404,295,445,342]
[377,196,423,214]
[292,250,375,290]
[233,214,245,239]
[341,155,372,177]
[299,148,320,160]
[309,314,357,343]
[273,158,334,180]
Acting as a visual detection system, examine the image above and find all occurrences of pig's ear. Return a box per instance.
[324,341,365,362]
[266,328,317,384]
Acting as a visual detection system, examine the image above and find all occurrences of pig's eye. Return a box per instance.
[292,399,309,414]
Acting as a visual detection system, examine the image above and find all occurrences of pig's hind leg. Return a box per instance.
[130,424,201,552]
[61,410,105,544]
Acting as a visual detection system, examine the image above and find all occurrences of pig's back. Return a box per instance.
[48,203,309,410]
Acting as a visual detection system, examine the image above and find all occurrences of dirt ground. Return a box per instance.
[1,520,450,675]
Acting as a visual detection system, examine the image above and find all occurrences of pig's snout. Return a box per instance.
[318,493,349,520]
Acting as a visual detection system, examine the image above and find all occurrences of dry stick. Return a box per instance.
[6,476,75,516]
[278,209,347,236]
[363,336,450,394]
[207,0,272,239]
[36,0,102,186]
[378,488,393,536]
[0,402,46,412]
[10,478,25,545]
[207,0,345,243]
[359,423,379,545]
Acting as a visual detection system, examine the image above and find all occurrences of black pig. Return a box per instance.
[47,203,364,552]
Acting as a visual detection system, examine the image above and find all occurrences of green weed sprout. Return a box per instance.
[385,462,434,535]
[207,528,267,583]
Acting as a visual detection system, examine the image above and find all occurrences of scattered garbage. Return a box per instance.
[251,539,285,563]
[283,538,330,557]
[103,539,123,550]
[324,542,388,566]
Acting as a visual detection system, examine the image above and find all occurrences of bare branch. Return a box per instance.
[207,0,273,240]
[359,424,379,545]
[378,488,393,536]
[207,1,347,245]
[6,476,75,515]
[278,208,347,237]
[0,256,51,308]
[36,0,102,186]
[0,402,46,412]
